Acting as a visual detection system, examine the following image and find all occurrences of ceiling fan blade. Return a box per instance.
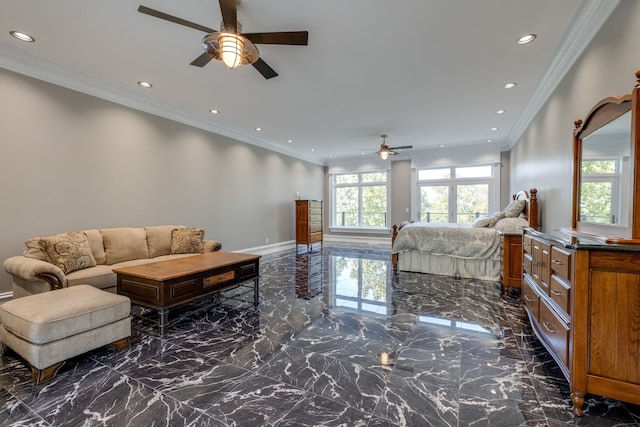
[219,0,238,32]
[190,51,214,67]
[390,145,413,150]
[138,5,216,33]
[252,58,278,79]
[243,31,309,45]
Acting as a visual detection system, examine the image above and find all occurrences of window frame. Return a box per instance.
[329,169,391,233]
[412,164,500,223]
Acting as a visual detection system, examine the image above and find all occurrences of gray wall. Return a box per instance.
[510,1,640,232]
[0,68,324,294]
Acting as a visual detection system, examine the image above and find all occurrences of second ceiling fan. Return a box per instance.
[376,135,412,160]
[138,0,309,79]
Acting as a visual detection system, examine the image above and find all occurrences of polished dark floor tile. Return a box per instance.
[2,242,640,426]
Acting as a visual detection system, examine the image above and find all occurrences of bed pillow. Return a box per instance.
[472,216,492,228]
[493,217,529,233]
[42,232,97,274]
[502,199,526,218]
[473,212,505,228]
[171,228,205,254]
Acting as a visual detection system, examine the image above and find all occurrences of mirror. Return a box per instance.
[571,70,640,242]
[579,111,631,226]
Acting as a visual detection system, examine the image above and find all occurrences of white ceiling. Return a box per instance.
[0,0,618,164]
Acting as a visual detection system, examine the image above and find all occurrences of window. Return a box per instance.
[332,171,388,229]
[416,165,494,223]
[580,158,620,224]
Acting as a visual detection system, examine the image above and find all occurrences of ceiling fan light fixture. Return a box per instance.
[201,24,259,71]
[379,150,390,160]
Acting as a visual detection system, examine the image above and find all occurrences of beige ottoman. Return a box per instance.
[0,284,131,384]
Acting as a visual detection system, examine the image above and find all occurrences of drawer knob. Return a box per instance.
[551,289,562,296]
[551,259,563,265]
[542,321,556,334]
[524,294,534,302]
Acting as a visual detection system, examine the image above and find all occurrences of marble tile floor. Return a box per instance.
[1,242,640,426]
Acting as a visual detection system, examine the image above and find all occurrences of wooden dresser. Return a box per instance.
[295,200,323,252]
[499,231,523,295]
[522,227,640,415]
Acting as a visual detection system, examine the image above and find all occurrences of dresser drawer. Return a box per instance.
[522,278,540,319]
[309,223,322,233]
[533,240,550,293]
[549,274,571,317]
[309,232,323,243]
[309,214,322,222]
[550,246,572,283]
[309,208,322,216]
[309,201,322,209]
[523,253,532,276]
[539,299,570,367]
[523,234,532,254]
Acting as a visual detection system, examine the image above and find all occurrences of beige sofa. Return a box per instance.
[4,225,222,298]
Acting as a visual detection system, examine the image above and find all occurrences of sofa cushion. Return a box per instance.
[0,285,130,345]
[171,228,205,254]
[66,265,118,290]
[145,225,185,258]
[42,232,97,274]
[100,227,149,265]
[82,229,106,265]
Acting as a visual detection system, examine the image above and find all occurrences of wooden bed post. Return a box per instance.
[528,188,539,229]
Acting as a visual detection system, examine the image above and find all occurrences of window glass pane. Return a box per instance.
[335,187,358,226]
[418,168,451,180]
[582,159,617,174]
[455,165,492,178]
[456,184,489,223]
[580,181,613,223]
[336,174,358,184]
[420,185,449,222]
[362,172,386,183]
[362,186,387,227]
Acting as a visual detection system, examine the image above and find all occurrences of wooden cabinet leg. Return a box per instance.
[111,337,130,351]
[571,392,585,416]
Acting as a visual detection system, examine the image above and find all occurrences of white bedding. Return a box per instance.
[392,222,503,280]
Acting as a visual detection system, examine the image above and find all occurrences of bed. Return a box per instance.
[391,188,539,282]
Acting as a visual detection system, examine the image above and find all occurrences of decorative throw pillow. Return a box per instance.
[493,217,529,233]
[23,237,53,263]
[171,228,205,254]
[487,211,506,227]
[502,199,526,218]
[472,216,492,228]
[42,232,97,274]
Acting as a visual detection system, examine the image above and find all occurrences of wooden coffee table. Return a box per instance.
[114,252,261,335]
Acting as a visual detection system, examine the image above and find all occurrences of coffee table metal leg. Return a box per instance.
[253,278,260,307]
[159,308,169,336]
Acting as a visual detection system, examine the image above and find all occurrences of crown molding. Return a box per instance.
[507,0,621,148]
[0,45,325,165]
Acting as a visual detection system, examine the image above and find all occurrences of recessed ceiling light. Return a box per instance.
[486,139,493,143]
[490,127,499,131]
[328,155,333,159]
[310,148,315,152]
[209,109,220,114]
[287,139,293,143]
[496,109,506,114]
[517,34,537,45]
[255,127,262,131]
[137,81,152,88]
[439,144,446,148]
[361,152,366,155]
[504,82,517,89]
[10,31,34,42]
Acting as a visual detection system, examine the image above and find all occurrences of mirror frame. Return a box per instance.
[571,70,640,243]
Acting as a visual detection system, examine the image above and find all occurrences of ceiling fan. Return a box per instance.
[137,0,309,79]
[376,135,412,160]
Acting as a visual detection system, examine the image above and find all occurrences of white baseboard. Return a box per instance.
[234,234,391,255]
[324,234,392,246]
[234,240,296,255]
